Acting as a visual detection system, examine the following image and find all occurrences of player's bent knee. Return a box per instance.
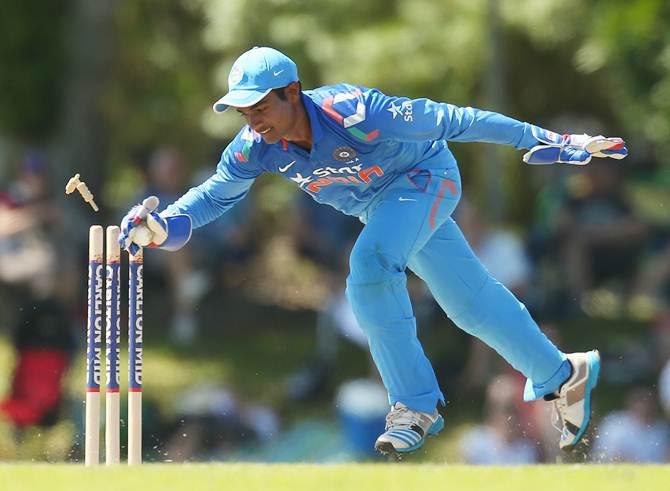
[348,245,402,285]
[345,272,413,330]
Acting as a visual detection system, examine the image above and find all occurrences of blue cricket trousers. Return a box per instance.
[345,166,570,413]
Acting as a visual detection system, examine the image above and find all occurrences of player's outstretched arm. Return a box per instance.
[363,89,627,165]
[119,196,192,255]
[523,126,628,165]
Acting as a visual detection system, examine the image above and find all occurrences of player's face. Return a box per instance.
[236,83,302,144]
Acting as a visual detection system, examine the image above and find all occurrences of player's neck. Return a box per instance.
[285,100,312,150]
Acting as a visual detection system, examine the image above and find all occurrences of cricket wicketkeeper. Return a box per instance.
[120,47,627,457]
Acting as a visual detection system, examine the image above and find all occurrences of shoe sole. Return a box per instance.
[562,349,600,451]
[375,415,445,457]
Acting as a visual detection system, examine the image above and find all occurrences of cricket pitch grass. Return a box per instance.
[1,464,668,491]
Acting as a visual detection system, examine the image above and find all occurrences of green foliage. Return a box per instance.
[197,0,488,113]
[2,0,668,218]
[591,0,670,144]
[106,0,219,167]
[504,0,670,146]
[0,0,69,140]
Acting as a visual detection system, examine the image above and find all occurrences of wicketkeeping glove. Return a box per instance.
[119,196,192,255]
[523,126,628,165]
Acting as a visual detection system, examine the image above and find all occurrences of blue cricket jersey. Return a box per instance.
[165,83,540,225]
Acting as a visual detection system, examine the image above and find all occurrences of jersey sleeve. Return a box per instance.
[363,88,539,150]
[163,127,263,229]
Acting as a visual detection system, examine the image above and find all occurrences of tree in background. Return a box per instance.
[1,0,668,220]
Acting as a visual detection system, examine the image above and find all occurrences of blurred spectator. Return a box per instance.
[459,373,539,464]
[286,283,380,402]
[130,146,210,344]
[286,196,363,400]
[0,150,76,435]
[592,387,670,463]
[286,276,435,401]
[292,192,362,272]
[0,297,75,429]
[627,158,670,319]
[455,199,534,393]
[336,379,388,459]
[654,312,670,420]
[162,383,279,461]
[456,199,533,300]
[660,356,670,420]
[550,161,647,315]
[0,151,60,294]
[189,167,257,283]
[285,261,364,401]
[652,311,670,371]
[144,146,188,202]
[0,149,74,318]
[630,239,670,319]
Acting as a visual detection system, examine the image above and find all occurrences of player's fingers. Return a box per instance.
[142,196,160,213]
[128,242,140,256]
[592,146,628,159]
[561,147,592,165]
[124,204,146,229]
[585,137,625,154]
[118,231,130,249]
[522,145,560,164]
[146,213,168,245]
[127,227,139,245]
[146,212,164,232]
[130,213,145,226]
[120,233,140,254]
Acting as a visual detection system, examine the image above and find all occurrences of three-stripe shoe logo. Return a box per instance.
[386,428,423,447]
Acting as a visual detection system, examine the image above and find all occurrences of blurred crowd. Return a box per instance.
[0,144,669,463]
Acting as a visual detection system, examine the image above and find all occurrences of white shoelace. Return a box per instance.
[385,405,422,430]
[550,401,563,434]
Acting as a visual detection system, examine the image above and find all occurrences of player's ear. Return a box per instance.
[285,81,301,103]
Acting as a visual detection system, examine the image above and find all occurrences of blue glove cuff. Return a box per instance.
[159,214,192,251]
[531,125,564,145]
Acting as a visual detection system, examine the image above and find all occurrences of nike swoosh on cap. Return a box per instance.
[274,69,285,76]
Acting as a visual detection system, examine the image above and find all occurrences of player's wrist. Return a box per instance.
[156,214,192,251]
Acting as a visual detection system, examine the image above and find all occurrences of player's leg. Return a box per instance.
[346,168,461,455]
[347,189,446,414]
[409,217,568,392]
[408,218,599,449]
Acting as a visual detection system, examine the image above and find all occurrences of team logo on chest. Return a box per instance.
[290,163,384,194]
[332,146,356,162]
[290,173,312,186]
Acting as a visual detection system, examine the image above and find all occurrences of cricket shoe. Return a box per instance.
[545,350,601,451]
[374,402,444,456]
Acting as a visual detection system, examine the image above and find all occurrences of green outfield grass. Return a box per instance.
[0,464,668,491]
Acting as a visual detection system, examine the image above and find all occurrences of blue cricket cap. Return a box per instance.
[212,47,299,113]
